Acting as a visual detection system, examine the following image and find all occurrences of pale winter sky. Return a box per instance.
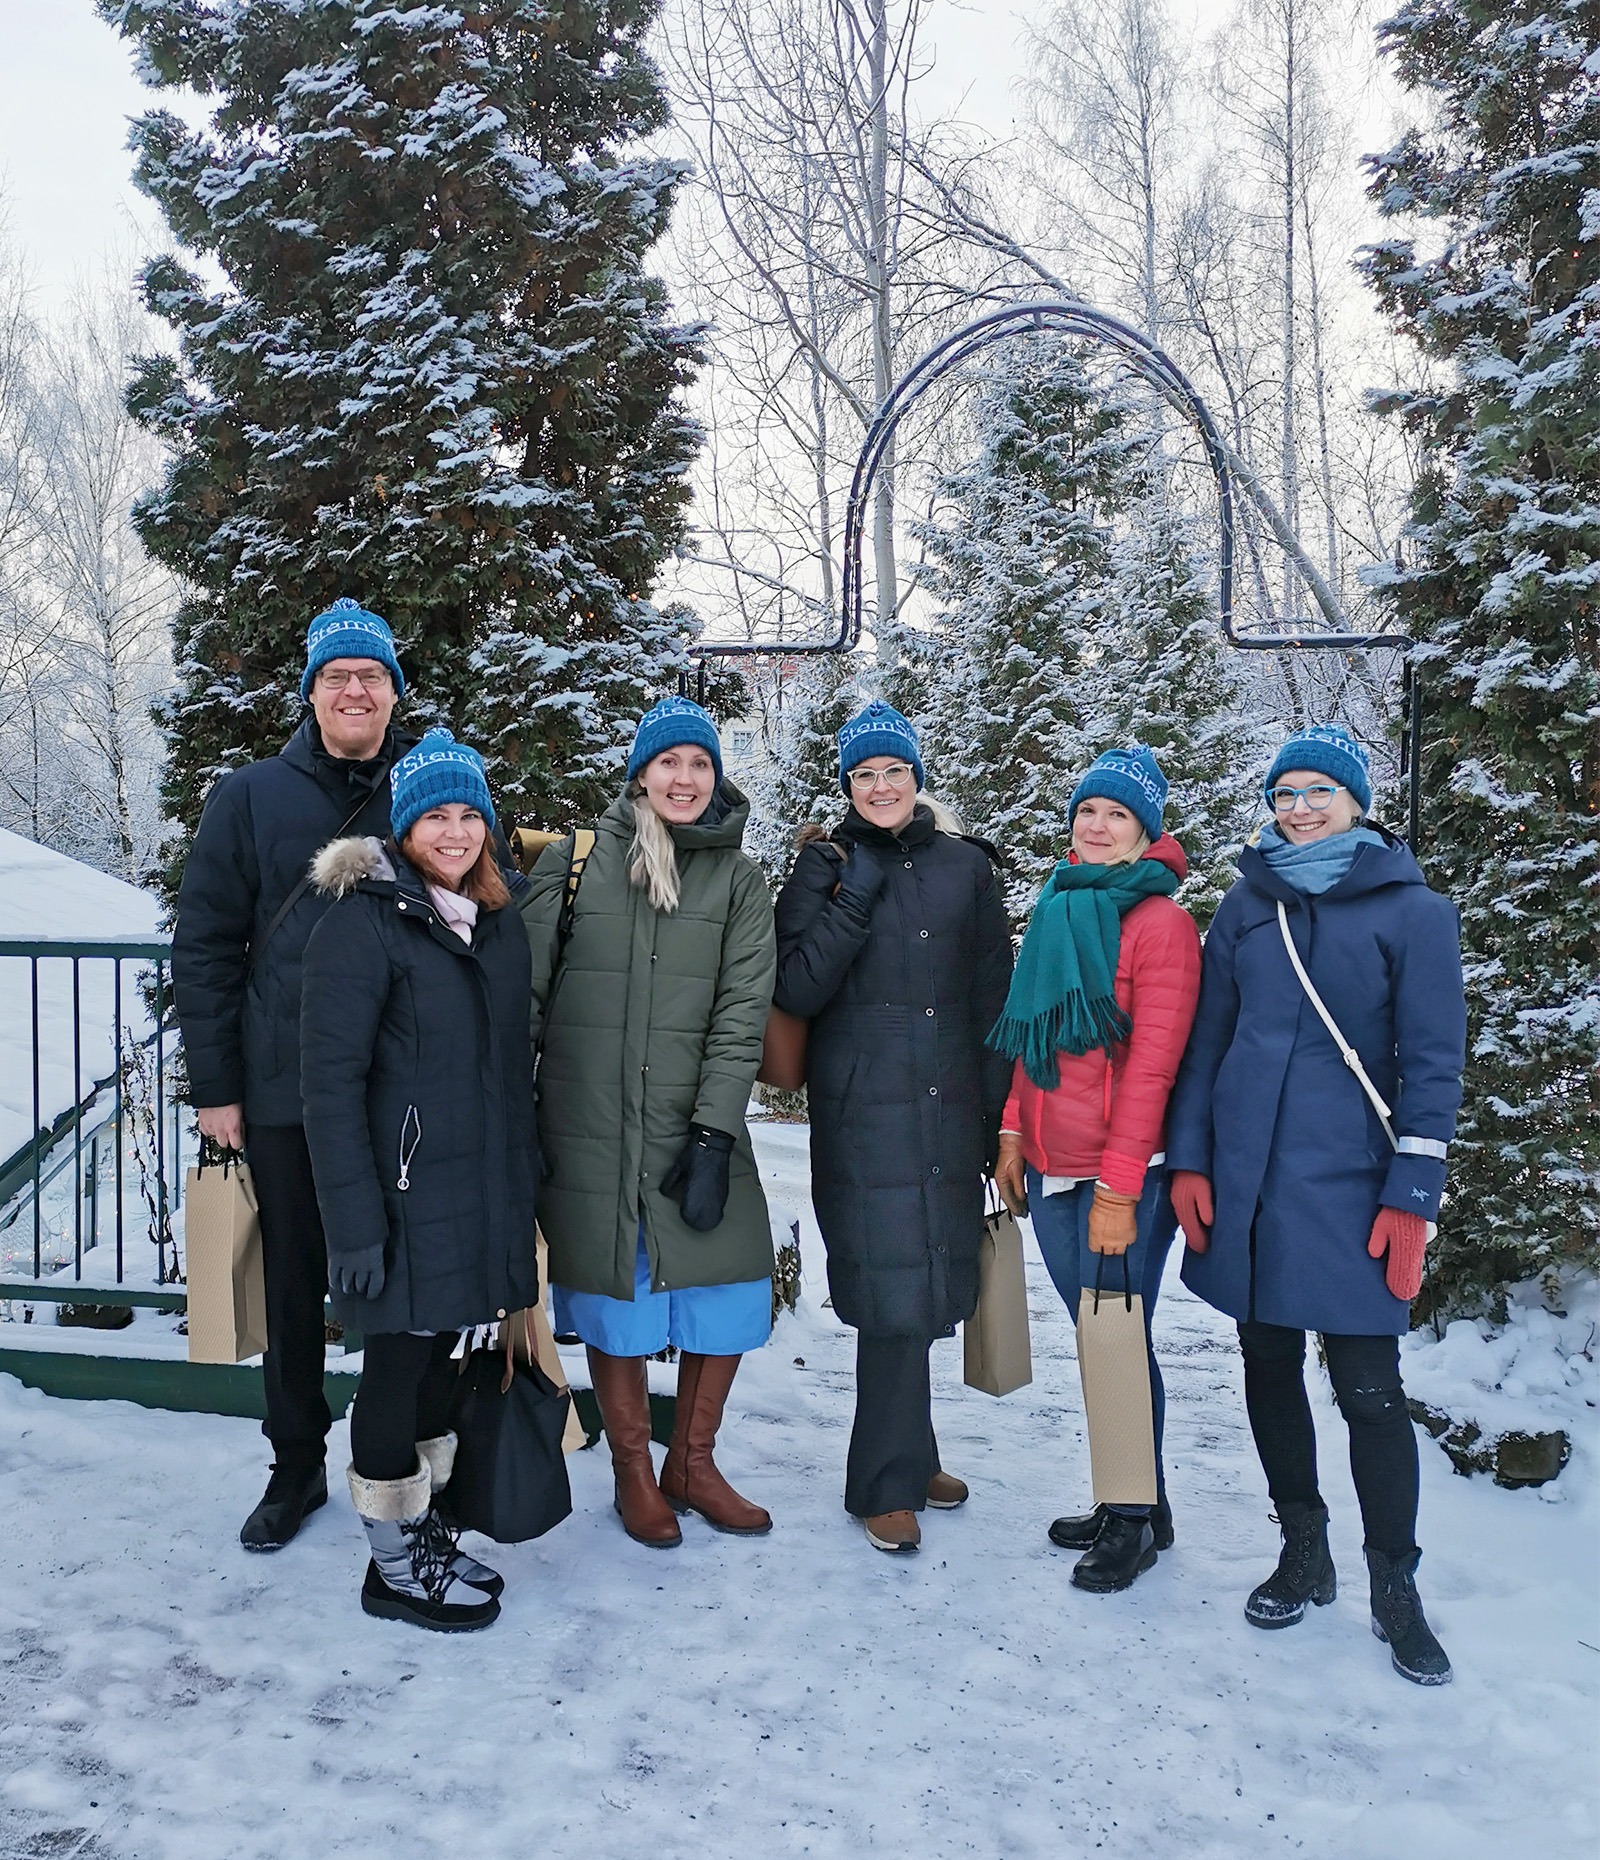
[0,0,1303,312]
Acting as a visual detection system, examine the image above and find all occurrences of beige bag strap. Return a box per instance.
[1276,900,1398,1150]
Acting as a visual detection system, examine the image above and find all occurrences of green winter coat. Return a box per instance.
[520,782,776,1302]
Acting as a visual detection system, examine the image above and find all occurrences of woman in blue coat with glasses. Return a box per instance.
[1165,724,1466,1686]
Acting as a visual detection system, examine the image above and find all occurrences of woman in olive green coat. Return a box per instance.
[521,697,777,1548]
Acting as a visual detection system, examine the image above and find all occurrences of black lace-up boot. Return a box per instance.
[1245,1499,1336,1628]
[1367,1546,1452,1685]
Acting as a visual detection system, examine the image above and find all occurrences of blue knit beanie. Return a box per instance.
[1265,723,1371,813]
[836,701,924,795]
[300,596,405,700]
[389,729,495,843]
[1069,746,1169,843]
[625,696,724,784]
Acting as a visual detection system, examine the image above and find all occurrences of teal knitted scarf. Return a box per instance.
[987,857,1180,1089]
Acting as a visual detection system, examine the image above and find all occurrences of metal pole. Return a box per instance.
[30,958,41,1280]
[114,959,125,1284]
[155,959,167,1284]
[72,958,83,1279]
[1406,659,1424,849]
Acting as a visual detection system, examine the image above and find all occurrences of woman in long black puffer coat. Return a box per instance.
[301,729,538,1634]
[773,702,1013,1555]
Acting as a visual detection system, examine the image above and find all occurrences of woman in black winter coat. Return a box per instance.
[773,702,1014,1554]
[301,729,538,1634]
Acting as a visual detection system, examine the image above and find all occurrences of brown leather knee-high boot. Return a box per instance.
[659,1353,772,1536]
[586,1347,681,1547]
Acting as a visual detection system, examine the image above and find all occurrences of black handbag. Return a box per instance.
[443,1318,573,1543]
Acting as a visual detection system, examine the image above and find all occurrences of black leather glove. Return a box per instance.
[659,1125,735,1232]
[334,1245,387,1300]
[834,844,885,921]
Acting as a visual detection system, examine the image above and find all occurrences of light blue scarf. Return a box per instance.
[1259,822,1386,895]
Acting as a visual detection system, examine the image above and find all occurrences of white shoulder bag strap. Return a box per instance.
[1276,901,1398,1151]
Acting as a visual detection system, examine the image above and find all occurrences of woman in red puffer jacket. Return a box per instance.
[991,747,1201,1595]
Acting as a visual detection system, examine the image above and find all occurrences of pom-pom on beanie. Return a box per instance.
[300,596,405,700]
[625,696,724,784]
[1069,746,1169,844]
[1265,723,1371,813]
[389,728,495,843]
[836,700,924,795]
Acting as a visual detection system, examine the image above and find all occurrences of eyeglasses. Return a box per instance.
[1268,782,1346,812]
[848,762,916,791]
[315,666,392,692]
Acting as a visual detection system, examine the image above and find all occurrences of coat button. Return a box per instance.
[496,1308,507,1319]
[925,1007,934,1017]
[931,1165,941,1175]
[919,929,929,939]
[929,1086,938,1096]
[904,860,912,868]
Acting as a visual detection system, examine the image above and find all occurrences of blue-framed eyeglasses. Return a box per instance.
[1267,782,1346,812]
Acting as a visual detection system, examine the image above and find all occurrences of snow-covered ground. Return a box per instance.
[1,1121,1595,1859]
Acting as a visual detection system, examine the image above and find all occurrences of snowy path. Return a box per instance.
[1,1122,1595,1859]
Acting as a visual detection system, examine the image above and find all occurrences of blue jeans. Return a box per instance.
[1025,1167,1175,1510]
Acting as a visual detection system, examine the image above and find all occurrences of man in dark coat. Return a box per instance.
[172,598,414,1549]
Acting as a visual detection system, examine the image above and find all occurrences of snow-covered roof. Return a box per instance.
[0,827,165,943]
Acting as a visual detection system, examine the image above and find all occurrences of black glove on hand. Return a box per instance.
[834,844,885,921]
[659,1125,735,1232]
[335,1245,387,1300]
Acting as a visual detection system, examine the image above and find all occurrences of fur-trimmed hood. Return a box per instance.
[311,834,396,899]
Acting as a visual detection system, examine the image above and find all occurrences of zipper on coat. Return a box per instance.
[397,1105,421,1192]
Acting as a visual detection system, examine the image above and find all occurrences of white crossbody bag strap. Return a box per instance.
[1276,901,1398,1152]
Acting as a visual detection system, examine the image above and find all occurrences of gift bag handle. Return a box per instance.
[1090,1249,1133,1315]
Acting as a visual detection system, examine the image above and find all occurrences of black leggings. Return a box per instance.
[349,1331,461,1482]
[1238,1321,1419,1556]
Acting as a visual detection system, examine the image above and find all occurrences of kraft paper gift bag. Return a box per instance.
[963,1201,1033,1397]
[1075,1252,1158,1506]
[185,1146,268,1364]
[502,1229,587,1454]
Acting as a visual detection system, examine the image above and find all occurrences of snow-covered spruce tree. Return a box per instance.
[1358,0,1599,1314]
[102,0,700,876]
[745,651,864,888]
[1101,496,1269,928]
[899,343,1140,919]
[901,339,1252,924]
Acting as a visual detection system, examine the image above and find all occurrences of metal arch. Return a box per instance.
[687,298,1424,839]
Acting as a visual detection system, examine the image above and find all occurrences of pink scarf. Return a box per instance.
[427,883,479,945]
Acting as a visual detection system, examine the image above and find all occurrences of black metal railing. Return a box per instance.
[0,938,184,1291]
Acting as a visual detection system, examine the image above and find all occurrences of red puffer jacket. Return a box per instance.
[1001,835,1202,1197]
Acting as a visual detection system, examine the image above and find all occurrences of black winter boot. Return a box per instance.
[1070,1511,1157,1593]
[240,1460,327,1551]
[1367,1546,1452,1686]
[1245,1500,1336,1628]
[1050,1494,1174,1553]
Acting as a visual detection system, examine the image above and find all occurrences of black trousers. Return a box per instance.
[246,1123,334,1471]
[1237,1320,1419,1556]
[349,1331,462,1482]
[845,1332,942,1518]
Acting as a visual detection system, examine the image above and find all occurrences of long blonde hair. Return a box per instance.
[627,783,683,913]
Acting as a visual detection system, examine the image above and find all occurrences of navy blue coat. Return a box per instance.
[172,719,415,1125]
[1165,828,1465,1335]
[774,806,1014,1338]
[299,838,539,1336]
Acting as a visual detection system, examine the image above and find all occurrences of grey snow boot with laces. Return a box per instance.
[1367,1545,1453,1686]
[415,1433,505,1597]
[1245,1499,1337,1628]
[348,1461,500,1633]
